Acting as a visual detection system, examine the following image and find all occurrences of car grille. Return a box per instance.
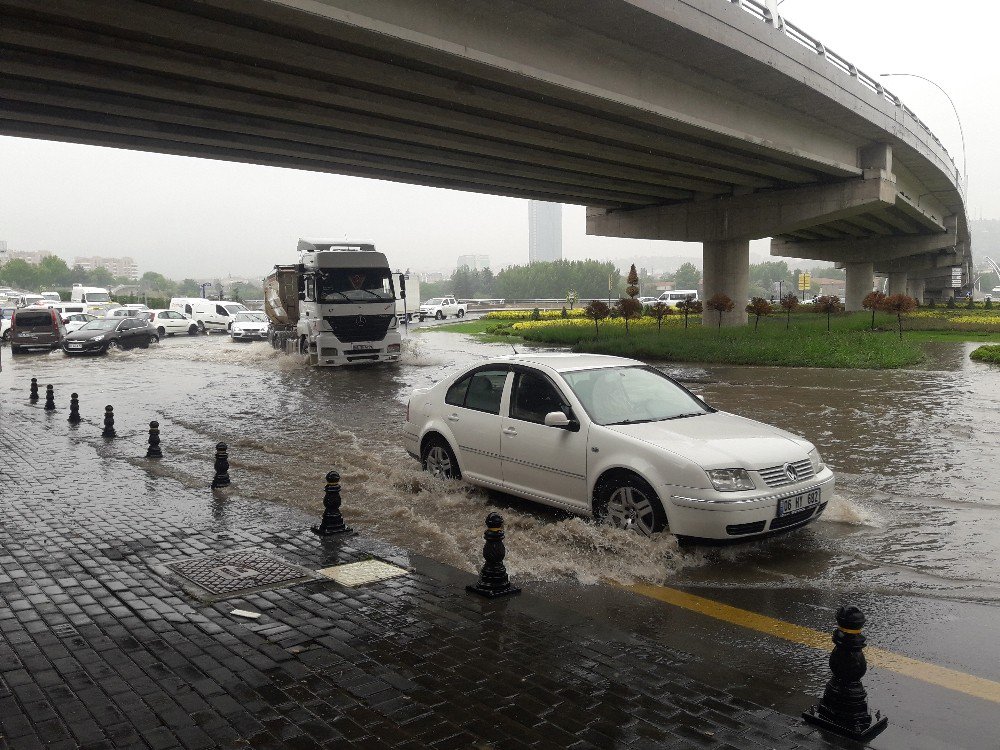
[322,314,393,343]
[758,458,814,488]
[726,520,767,536]
[769,505,818,531]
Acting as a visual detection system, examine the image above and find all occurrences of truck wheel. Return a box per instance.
[299,336,309,356]
[457,309,465,318]
[435,310,444,320]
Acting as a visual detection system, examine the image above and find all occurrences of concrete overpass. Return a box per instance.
[0,0,969,323]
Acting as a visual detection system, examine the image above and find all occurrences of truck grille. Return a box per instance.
[322,314,393,343]
[758,458,814,488]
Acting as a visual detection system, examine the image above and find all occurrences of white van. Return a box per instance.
[656,289,700,307]
[70,285,115,313]
[16,294,46,308]
[169,297,248,333]
[40,292,62,303]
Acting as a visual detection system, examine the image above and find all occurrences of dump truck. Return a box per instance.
[264,238,404,366]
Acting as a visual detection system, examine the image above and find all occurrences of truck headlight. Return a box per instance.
[808,449,824,472]
[707,468,755,492]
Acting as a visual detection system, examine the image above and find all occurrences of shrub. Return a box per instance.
[615,297,643,335]
[649,301,672,332]
[927,297,936,308]
[530,307,541,321]
[987,298,994,310]
[946,297,957,309]
[966,295,976,310]
[812,295,844,332]
[971,344,1000,364]
[705,293,735,329]
[745,297,772,331]
[862,290,887,330]
[882,294,918,339]
[582,299,610,337]
[676,297,703,329]
[561,306,568,318]
[779,293,799,329]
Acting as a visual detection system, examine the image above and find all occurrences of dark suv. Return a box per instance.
[10,307,66,353]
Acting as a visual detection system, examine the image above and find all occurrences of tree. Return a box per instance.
[812,295,843,332]
[649,301,672,332]
[673,262,700,290]
[705,293,735,329]
[37,255,73,287]
[862,291,887,330]
[676,296,702,329]
[87,266,115,288]
[583,299,610,337]
[140,271,174,296]
[625,264,640,299]
[0,259,39,289]
[615,297,642,335]
[178,278,201,296]
[779,293,799,329]
[745,297,772,331]
[882,294,917,339]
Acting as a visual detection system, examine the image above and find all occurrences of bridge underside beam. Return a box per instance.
[770,232,956,263]
[587,176,912,242]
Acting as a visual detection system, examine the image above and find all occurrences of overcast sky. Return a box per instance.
[0,0,993,279]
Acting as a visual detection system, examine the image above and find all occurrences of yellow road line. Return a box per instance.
[621,582,1000,705]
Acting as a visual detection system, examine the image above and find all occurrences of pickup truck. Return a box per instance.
[418,296,467,321]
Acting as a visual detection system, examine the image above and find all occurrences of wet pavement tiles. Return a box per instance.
[0,394,843,749]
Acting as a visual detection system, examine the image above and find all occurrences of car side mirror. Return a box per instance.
[544,411,580,431]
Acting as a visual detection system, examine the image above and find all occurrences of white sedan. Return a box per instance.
[404,353,834,541]
[144,309,200,337]
[229,311,269,341]
[63,313,100,333]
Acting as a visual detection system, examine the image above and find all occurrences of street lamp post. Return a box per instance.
[878,73,967,189]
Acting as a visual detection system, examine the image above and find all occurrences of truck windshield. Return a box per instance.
[84,292,111,302]
[317,268,394,303]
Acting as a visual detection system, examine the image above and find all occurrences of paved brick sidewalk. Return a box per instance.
[0,395,841,749]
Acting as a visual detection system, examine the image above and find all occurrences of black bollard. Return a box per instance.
[29,377,39,402]
[68,393,80,424]
[211,442,230,488]
[102,405,116,438]
[803,605,887,741]
[466,513,521,598]
[146,421,162,459]
[311,471,354,536]
[44,384,56,411]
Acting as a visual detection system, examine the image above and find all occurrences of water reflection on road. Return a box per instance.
[3,332,999,608]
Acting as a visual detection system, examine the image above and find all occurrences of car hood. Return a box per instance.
[66,328,115,341]
[604,412,810,469]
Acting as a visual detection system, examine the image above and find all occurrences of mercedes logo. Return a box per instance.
[356,315,366,327]
[784,463,798,482]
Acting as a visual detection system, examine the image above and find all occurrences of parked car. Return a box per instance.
[63,313,100,333]
[404,353,833,542]
[656,290,700,307]
[229,311,269,341]
[142,309,199,337]
[9,307,67,353]
[169,298,248,333]
[418,296,467,321]
[0,307,14,343]
[62,318,158,355]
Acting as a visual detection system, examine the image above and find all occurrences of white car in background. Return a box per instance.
[63,313,100,333]
[229,311,269,341]
[0,307,14,343]
[142,309,199,337]
[404,353,833,542]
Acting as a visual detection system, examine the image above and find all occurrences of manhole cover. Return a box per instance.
[318,560,408,587]
[165,550,315,600]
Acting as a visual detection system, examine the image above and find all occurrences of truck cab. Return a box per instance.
[70,285,115,313]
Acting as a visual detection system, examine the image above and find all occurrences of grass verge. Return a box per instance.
[970,345,1000,364]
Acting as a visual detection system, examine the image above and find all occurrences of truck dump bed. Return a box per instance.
[264,265,299,326]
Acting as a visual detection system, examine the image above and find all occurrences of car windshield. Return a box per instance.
[233,312,266,323]
[80,320,119,331]
[562,366,710,425]
[223,304,247,314]
[84,292,111,302]
[317,268,394,303]
[425,298,443,305]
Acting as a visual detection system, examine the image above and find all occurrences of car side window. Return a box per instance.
[216,304,228,316]
[445,374,471,407]
[446,369,507,414]
[510,371,566,425]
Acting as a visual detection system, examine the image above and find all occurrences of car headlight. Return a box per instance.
[808,448,824,472]
[92,334,105,341]
[232,327,243,334]
[707,468,755,492]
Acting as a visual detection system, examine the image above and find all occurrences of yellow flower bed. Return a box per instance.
[483,309,587,320]
[511,316,692,332]
[950,315,1000,325]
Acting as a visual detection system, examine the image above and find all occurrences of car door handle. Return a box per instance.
[502,427,517,436]
[447,414,460,422]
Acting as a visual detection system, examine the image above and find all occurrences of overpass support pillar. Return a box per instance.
[702,240,749,327]
[907,279,925,304]
[844,262,874,312]
[887,272,908,297]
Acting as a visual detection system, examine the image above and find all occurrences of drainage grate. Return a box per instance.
[317,559,408,587]
[165,550,315,599]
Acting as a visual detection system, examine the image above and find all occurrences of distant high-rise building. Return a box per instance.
[73,255,138,279]
[528,201,562,263]
[456,254,490,271]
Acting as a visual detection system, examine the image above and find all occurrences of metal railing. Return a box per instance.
[726,0,964,192]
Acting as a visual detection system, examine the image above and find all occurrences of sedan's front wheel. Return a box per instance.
[594,472,667,537]
[422,437,461,480]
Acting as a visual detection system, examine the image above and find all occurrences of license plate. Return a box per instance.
[353,344,374,350]
[777,489,820,517]
[67,344,82,349]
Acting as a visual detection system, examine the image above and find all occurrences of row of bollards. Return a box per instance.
[23,374,884,740]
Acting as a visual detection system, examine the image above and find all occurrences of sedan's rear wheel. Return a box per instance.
[595,473,666,537]
[157,326,165,337]
[188,324,199,335]
[1,329,10,342]
[422,437,461,480]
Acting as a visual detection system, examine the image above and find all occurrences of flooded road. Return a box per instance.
[3,330,999,745]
